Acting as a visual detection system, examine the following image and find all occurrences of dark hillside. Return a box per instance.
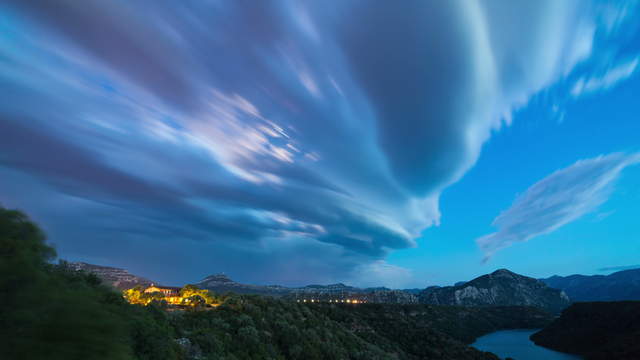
[541,270,640,301]
[531,301,640,360]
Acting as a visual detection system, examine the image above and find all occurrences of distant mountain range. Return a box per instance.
[71,261,640,307]
[195,274,418,304]
[418,269,570,313]
[195,274,291,296]
[540,268,640,302]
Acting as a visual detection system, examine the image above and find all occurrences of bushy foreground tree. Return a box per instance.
[0,207,180,360]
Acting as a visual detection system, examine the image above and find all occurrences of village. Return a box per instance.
[123,284,221,307]
[123,283,368,307]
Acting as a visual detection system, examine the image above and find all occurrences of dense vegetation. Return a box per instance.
[314,303,553,345]
[0,207,181,360]
[0,206,552,359]
[531,301,640,360]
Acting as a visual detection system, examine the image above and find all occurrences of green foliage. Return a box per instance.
[311,302,552,359]
[171,294,396,360]
[0,206,181,360]
[180,284,217,305]
[124,285,145,304]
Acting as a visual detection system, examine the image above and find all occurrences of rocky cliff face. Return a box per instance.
[541,268,640,301]
[419,269,570,313]
[69,262,153,290]
[196,275,419,303]
[195,274,291,296]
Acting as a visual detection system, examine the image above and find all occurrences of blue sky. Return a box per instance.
[1,1,639,288]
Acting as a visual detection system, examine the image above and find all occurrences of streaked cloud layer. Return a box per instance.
[0,1,637,286]
[598,264,640,272]
[478,153,640,260]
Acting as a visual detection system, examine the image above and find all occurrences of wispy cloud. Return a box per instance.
[598,264,640,272]
[477,153,640,261]
[571,57,639,97]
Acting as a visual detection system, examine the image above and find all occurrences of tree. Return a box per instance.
[124,285,145,304]
[141,291,165,305]
[0,207,132,359]
[180,284,217,306]
[0,206,182,360]
[183,294,206,307]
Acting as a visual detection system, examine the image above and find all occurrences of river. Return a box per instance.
[471,329,582,360]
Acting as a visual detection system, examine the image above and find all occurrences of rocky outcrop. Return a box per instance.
[541,268,640,302]
[419,269,570,313]
[69,262,153,290]
[195,274,291,296]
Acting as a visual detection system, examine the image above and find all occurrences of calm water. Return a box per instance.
[471,329,582,360]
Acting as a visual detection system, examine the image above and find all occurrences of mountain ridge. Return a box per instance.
[540,268,640,301]
[418,268,570,313]
[74,262,600,310]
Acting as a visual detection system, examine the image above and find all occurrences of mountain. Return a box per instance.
[531,301,640,359]
[540,268,640,301]
[196,274,419,303]
[195,274,291,296]
[401,288,424,294]
[69,262,153,290]
[418,269,570,313]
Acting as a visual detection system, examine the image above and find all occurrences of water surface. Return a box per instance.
[471,329,582,360]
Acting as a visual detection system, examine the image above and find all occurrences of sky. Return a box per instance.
[1,0,639,288]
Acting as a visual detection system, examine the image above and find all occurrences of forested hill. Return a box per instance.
[531,301,640,359]
[171,299,553,360]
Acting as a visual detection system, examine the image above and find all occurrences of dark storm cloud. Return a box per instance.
[0,117,180,203]
[0,0,625,286]
[340,1,475,196]
[5,0,200,111]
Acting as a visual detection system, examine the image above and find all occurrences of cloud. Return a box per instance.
[598,264,640,272]
[0,1,636,286]
[349,260,413,289]
[477,153,640,261]
[571,57,639,97]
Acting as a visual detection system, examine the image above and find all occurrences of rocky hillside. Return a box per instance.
[419,269,570,313]
[69,262,153,290]
[531,301,640,359]
[195,274,291,296]
[196,274,419,303]
[541,268,640,301]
